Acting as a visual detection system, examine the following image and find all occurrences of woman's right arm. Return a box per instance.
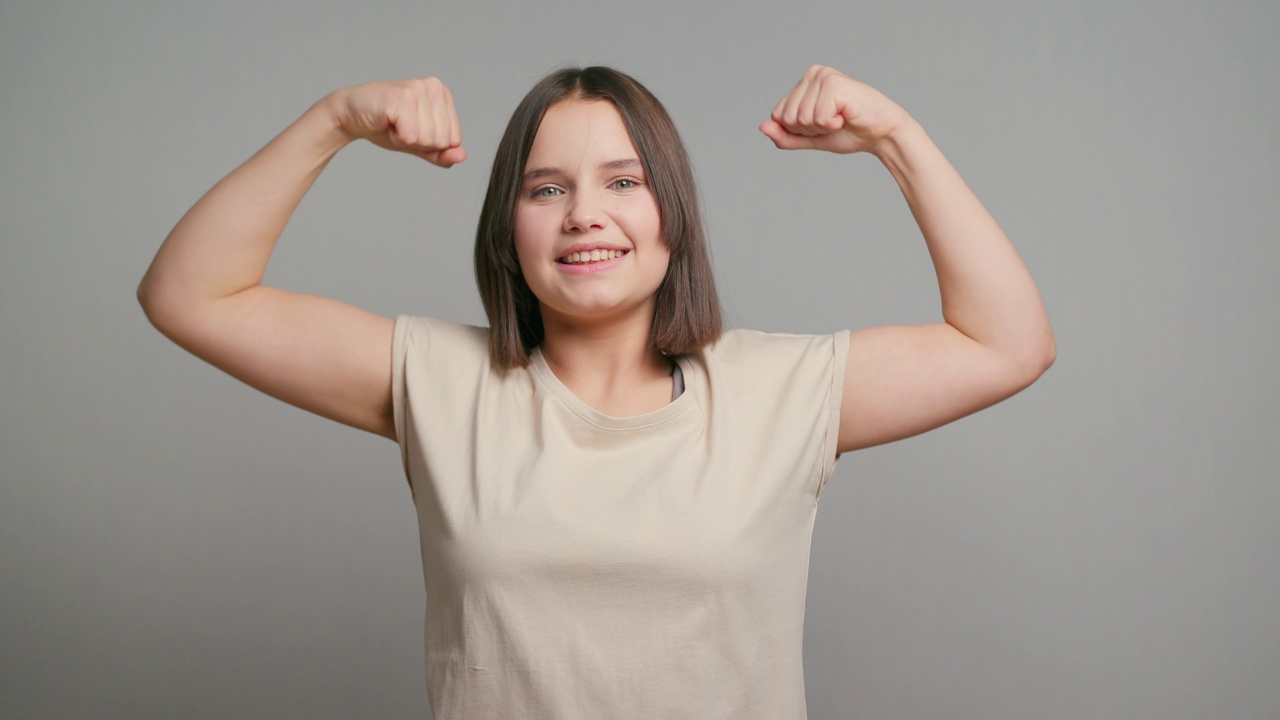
[137,78,465,441]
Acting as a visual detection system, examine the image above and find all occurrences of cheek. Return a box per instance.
[512,207,531,249]
[512,210,543,270]
[637,198,664,246]
[513,243,541,295]
[654,251,672,282]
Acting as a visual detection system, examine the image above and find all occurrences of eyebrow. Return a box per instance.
[522,158,644,183]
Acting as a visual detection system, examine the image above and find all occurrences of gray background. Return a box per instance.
[2,0,1277,718]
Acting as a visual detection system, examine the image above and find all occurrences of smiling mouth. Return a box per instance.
[557,249,629,265]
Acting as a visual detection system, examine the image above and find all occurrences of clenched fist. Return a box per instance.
[326,77,467,168]
[760,65,911,157]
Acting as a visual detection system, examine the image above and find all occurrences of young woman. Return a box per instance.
[139,65,1054,718]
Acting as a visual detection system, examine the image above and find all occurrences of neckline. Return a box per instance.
[530,348,696,430]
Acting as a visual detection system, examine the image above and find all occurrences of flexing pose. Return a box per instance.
[139,66,1053,718]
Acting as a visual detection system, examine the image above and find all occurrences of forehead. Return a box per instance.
[524,99,639,168]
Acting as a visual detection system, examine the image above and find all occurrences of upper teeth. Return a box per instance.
[563,249,625,264]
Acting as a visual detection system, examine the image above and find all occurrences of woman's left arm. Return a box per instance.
[761,66,1056,453]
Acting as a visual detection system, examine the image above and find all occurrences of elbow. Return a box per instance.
[136,273,165,330]
[136,277,153,317]
[1036,319,1057,373]
[1041,333,1057,373]
[136,272,186,338]
[1016,327,1056,386]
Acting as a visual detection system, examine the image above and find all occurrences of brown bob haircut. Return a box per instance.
[474,66,723,368]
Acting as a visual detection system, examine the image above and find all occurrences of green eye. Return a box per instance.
[612,179,637,190]
[533,186,562,198]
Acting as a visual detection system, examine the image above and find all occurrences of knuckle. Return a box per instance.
[393,84,417,106]
[418,76,446,98]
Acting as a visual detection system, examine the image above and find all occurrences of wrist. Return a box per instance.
[870,117,930,180]
[305,91,360,154]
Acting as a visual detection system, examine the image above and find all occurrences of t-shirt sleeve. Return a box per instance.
[788,327,849,497]
[704,328,850,499]
[391,315,491,491]
[822,330,850,494]
[390,315,415,481]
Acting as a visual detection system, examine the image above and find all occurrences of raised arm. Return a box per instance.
[760,66,1055,453]
[137,78,466,440]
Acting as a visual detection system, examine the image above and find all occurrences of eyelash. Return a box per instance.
[528,178,642,199]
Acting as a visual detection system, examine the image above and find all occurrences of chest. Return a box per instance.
[410,403,817,596]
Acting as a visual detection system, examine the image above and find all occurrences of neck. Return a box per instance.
[538,307,674,415]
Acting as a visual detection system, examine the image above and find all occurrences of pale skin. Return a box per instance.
[138,66,1054,453]
[515,99,676,418]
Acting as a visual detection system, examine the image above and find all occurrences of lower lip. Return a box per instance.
[556,252,627,275]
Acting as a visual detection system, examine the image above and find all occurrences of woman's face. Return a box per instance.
[514,99,669,330]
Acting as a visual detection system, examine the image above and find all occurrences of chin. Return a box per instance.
[541,295,656,326]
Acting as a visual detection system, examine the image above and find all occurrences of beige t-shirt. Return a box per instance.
[392,316,849,719]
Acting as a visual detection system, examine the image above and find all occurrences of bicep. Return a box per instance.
[836,323,1042,452]
[149,286,397,440]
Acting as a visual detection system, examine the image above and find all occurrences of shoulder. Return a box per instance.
[691,328,851,490]
[395,315,490,359]
[690,328,850,412]
[393,315,494,386]
[395,315,489,347]
[391,317,500,456]
[699,327,850,372]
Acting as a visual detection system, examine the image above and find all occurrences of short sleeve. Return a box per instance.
[390,315,492,492]
[390,315,415,483]
[699,328,852,500]
[819,329,850,497]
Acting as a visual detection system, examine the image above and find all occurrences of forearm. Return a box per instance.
[138,95,352,323]
[874,120,1055,370]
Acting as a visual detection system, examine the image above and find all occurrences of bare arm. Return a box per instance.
[137,78,466,440]
[761,66,1055,452]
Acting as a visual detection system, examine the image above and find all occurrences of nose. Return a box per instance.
[563,190,609,233]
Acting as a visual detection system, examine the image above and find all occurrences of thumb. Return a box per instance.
[423,146,467,168]
[759,120,813,151]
